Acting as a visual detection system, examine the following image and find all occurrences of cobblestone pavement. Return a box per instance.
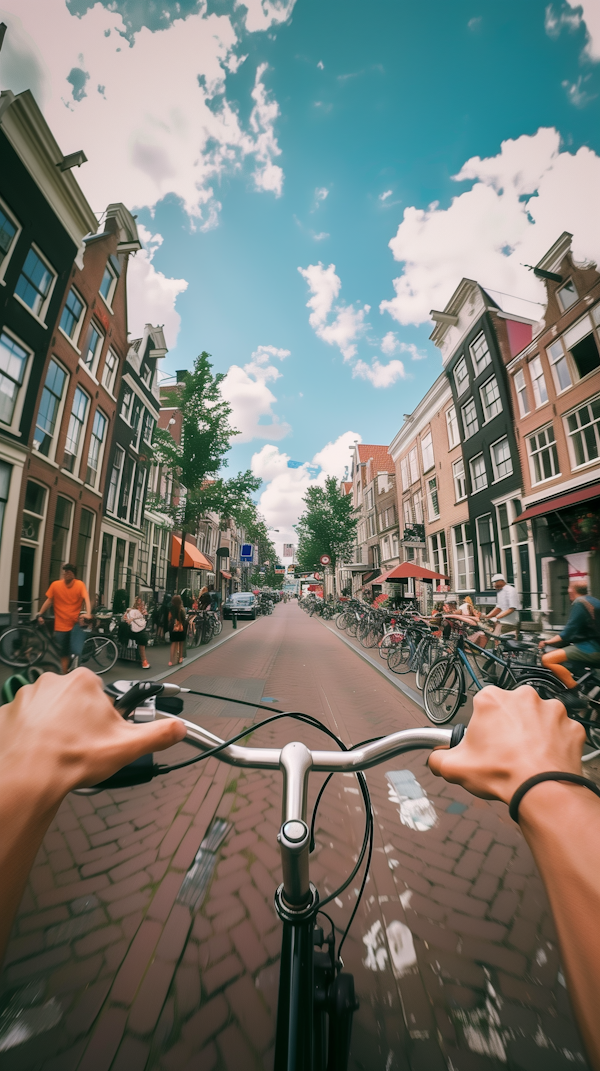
[0,603,589,1070]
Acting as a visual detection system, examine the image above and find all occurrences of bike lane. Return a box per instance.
[0,603,588,1071]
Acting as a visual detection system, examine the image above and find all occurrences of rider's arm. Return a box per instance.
[0,670,186,966]
[429,685,600,1069]
[38,597,52,618]
[82,587,92,620]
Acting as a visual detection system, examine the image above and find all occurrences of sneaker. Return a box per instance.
[560,690,588,715]
[141,661,151,669]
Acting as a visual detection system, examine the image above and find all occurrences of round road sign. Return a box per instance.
[320,554,331,566]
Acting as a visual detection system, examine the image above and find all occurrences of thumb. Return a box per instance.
[428,747,448,778]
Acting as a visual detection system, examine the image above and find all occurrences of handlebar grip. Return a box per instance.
[450,723,466,748]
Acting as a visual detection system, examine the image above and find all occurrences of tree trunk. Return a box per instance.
[177,528,186,593]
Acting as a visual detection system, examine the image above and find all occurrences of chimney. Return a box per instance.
[176,369,187,383]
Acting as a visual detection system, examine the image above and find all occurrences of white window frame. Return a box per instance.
[429,530,448,578]
[476,513,497,590]
[561,315,600,384]
[469,452,488,493]
[62,386,90,478]
[13,243,57,327]
[427,476,440,520]
[452,457,466,502]
[557,279,578,312]
[400,456,410,491]
[452,522,475,592]
[403,499,412,526]
[527,423,560,485]
[490,435,513,483]
[413,489,424,524]
[107,444,125,515]
[99,261,118,310]
[469,331,491,377]
[513,368,530,418]
[564,395,600,471]
[547,339,572,394]
[454,356,469,397]
[446,405,459,449]
[33,357,69,462]
[529,355,548,409]
[58,287,86,350]
[120,385,134,424]
[479,374,503,423]
[0,327,34,434]
[0,195,22,286]
[461,397,478,440]
[85,407,108,489]
[82,321,105,378]
[421,431,434,473]
[102,349,119,396]
[408,447,419,485]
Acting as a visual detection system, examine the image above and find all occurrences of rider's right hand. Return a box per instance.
[428,685,585,805]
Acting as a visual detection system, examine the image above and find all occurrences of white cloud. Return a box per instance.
[235,0,298,34]
[312,231,330,241]
[127,224,188,347]
[312,186,329,211]
[468,16,482,30]
[0,1,286,226]
[379,189,393,202]
[381,331,398,355]
[380,128,600,326]
[298,262,369,361]
[353,358,406,388]
[252,430,361,544]
[562,74,597,106]
[400,341,427,361]
[221,344,291,443]
[545,2,600,61]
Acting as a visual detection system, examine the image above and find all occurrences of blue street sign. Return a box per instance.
[240,543,254,561]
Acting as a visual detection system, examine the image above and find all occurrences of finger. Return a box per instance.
[428,748,447,777]
[119,717,187,764]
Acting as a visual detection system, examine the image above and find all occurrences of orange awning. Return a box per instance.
[171,535,213,571]
[220,570,232,580]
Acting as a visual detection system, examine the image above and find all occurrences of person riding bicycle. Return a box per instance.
[198,586,211,612]
[37,563,91,674]
[208,587,221,614]
[539,581,600,713]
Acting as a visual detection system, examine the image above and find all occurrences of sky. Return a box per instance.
[2,0,600,556]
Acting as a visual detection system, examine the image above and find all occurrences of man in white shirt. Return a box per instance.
[484,573,521,637]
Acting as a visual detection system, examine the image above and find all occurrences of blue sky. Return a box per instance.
[2,0,600,548]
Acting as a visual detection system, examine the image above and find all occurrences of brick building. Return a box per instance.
[344,444,398,596]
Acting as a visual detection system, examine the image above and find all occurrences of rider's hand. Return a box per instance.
[428,685,585,805]
[0,669,187,800]
[538,640,546,649]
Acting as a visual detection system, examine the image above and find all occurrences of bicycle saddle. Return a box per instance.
[504,639,532,652]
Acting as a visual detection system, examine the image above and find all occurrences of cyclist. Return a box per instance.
[37,563,91,674]
[198,586,211,612]
[539,581,600,712]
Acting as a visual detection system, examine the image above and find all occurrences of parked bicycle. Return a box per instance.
[0,618,118,676]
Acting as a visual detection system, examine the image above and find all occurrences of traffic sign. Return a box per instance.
[240,543,254,562]
[319,554,331,566]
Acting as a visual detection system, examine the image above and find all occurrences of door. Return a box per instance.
[548,557,570,626]
[18,545,35,612]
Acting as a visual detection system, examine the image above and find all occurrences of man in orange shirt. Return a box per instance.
[38,563,92,673]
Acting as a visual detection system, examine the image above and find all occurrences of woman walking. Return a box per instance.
[120,596,151,669]
[168,594,187,665]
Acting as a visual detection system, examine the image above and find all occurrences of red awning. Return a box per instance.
[220,570,232,580]
[362,568,395,588]
[171,535,213,571]
[386,562,449,581]
[514,482,600,523]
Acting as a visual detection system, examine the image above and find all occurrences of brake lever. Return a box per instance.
[105,680,189,719]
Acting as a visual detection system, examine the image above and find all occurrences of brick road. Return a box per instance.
[0,603,589,1070]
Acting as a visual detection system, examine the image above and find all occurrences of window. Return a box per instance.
[566,397,600,468]
[85,408,107,486]
[513,368,530,417]
[33,359,67,456]
[102,349,118,394]
[371,544,380,569]
[21,480,44,546]
[563,317,600,380]
[453,523,474,590]
[461,397,478,439]
[141,410,155,445]
[63,387,89,474]
[59,288,85,342]
[547,340,572,392]
[83,323,103,371]
[453,458,466,501]
[557,279,578,312]
[528,424,560,484]
[400,456,410,491]
[76,508,95,584]
[408,447,418,484]
[15,247,55,318]
[430,531,448,578]
[469,452,488,492]
[490,436,513,481]
[99,262,117,306]
[0,205,18,271]
[99,532,113,606]
[470,332,491,377]
[421,431,434,472]
[454,356,469,397]
[379,505,396,530]
[403,499,413,526]
[367,513,376,536]
[529,355,548,407]
[365,487,374,511]
[107,445,124,514]
[427,476,440,519]
[497,503,515,585]
[413,489,423,524]
[480,375,502,421]
[0,461,11,548]
[476,515,496,589]
[446,406,459,449]
[49,496,73,582]
[131,396,143,447]
[140,361,153,387]
[498,498,531,609]
[120,386,133,422]
[0,332,28,425]
[118,456,135,520]
[131,467,147,527]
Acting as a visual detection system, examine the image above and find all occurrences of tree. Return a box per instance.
[246,516,283,590]
[148,352,261,588]
[295,477,357,580]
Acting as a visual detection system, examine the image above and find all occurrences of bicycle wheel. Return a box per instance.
[336,612,351,630]
[387,640,411,674]
[510,673,568,703]
[81,636,118,674]
[423,658,465,724]
[212,616,223,637]
[379,632,402,659]
[0,626,45,667]
[347,617,359,637]
[416,638,437,691]
[200,617,215,645]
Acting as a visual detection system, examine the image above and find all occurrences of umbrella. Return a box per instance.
[386,562,449,581]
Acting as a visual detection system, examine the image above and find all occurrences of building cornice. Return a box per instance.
[389,372,452,459]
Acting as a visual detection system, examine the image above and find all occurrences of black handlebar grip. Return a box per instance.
[111,681,165,719]
[450,723,467,748]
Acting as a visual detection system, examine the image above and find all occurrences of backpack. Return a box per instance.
[577,597,600,643]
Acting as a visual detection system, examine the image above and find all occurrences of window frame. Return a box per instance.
[85,407,108,488]
[13,243,57,326]
[446,405,460,449]
[99,261,118,309]
[490,435,513,483]
[454,356,469,397]
[101,349,119,396]
[452,457,467,502]
[476,513,497,590]
[547,338,572,394]
[461,397,479,440]
[0,327,33,433]
[48,495,74,583]
[429,530,448,579]
[469,452,488,493]
[0,196,21,286]
[513,367,530,418]
[557,279,578,312]
[421,430,434,473]
[452,522,475,592]
[527,422,560,485]
[427,476,440,520]
[106,444,125,515]
[529,355,549,409]
[82,321,105,377]
[33,357,69,461]
[58,287,86,349]
[564,395,600,471]
[408,447,419,485]
[479,374,503,423]
[469,331,492,378]
[62,386,90,477]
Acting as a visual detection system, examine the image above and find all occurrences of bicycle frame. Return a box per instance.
[455,634,518,693]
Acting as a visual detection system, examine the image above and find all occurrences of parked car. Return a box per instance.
[223,592,257,620]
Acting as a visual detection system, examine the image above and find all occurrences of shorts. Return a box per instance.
[563,644,600,665]
[493,622,520,637]
[54,625,86,657]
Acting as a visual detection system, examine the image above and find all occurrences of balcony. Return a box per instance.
[401,524,425,547]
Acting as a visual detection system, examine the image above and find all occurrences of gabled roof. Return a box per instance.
[356,444,395,473]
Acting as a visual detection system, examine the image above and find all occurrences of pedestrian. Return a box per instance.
[37,563,91,674]
[209,587,221,613]
[120,596,151,670]
[198,586,211,611]
[168,594,187,665]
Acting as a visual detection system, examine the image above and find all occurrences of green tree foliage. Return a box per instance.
[295,477,357,573]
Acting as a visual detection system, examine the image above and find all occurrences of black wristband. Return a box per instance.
[509,771,600,823]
